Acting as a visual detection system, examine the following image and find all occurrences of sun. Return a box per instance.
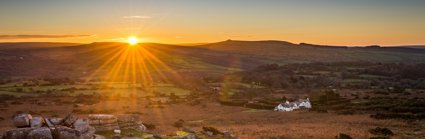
[127,36,139,45]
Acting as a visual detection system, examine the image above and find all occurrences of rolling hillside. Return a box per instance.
[1,40,425,79]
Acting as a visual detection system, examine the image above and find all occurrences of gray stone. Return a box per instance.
[97,119,117,125]
[45,120,54,128]
[52,126,82,139]
[88,114,115,120]
[80,126,95,139]
[88,114,119,132]
[26,127,53,139]
[117,114,140,123]
[2,128,34,139]
[13,114,32,127]
[203,131,213,136]
[62,114,78,127]
[30,117,44,128]
[73,119,90,133]
[49,118,63,125]
[136,123,147,132]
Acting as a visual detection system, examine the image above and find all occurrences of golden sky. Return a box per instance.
[1,0,424,46]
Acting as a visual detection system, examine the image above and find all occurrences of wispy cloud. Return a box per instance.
[123,15,152,19]
[0,34,94,39]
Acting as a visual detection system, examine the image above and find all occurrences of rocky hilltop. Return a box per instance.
[1,113,238,139]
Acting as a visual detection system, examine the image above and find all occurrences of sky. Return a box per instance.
[0,0,424,46]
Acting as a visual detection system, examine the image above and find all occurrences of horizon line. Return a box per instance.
[0,40,424,47]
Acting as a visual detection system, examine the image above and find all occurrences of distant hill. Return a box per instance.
[192,40,425,64]
[396,45,425,49]
[0,40,425,79]
[0,42,81,50]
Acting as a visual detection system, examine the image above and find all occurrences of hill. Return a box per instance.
[1,40,425,79]
[0,42,81,50]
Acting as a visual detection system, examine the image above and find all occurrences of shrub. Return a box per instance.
[370,112,425,120]
[144,123,156,130]
[218,100,247,107]
[202,126,222,135]
[368,127,394,136]
[337,133,353,139]
[173,119,185,128]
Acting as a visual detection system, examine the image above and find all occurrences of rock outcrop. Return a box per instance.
[27,127,53,139]
[3,113,95,139]
[3,113,238,139]
[2,127,35,139]
[52,126,82,139]
[88,114,146,132]
[13,114,32,128]
[88,114,120,131]
[30,117,45,128]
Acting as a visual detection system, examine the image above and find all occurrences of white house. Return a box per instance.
[297,98,312,109]
[274,98,311,112]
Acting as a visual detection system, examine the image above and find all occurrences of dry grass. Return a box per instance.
[0,97,424,138]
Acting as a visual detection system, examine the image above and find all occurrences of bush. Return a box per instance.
[369,127,394,137]
[390,106,425,113]
[173,119,185,128]
[337,133,353,139]
[202,126,222,135]
[370,112,425,120]
[144,123,156,130]
[336,109,354,115]
[218,100,247,107]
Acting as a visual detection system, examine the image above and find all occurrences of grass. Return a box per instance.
[342,79,369,83]
[242,109,271,113]
[152,84,191,96]
[0,91,37,97]
[0,82,192,97]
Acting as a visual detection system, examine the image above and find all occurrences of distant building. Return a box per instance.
[274,98,311,112]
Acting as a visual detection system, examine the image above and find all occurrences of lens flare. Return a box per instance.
[127,36,139,45]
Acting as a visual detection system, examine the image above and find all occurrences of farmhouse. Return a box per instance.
[274,98,311,112]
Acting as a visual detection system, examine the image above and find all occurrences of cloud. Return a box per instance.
[0,35,94,39]
[123,15,152,19]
